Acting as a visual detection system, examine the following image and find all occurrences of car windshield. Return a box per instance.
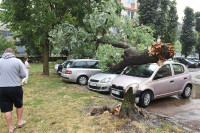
[63,61,73,68]
[125,64,159,78]
[185,58,195,63]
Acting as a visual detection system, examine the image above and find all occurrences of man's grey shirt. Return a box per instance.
[0,53,26,87]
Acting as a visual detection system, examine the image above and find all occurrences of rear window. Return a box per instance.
[86,61,99,69]
[172,64,184,75]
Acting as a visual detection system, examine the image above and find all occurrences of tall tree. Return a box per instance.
[180,7,195,57]
[195,12,200,59]
[138,0,178,44]
[162,0,178,44]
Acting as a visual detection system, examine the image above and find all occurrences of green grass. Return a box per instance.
[0,63,187,133]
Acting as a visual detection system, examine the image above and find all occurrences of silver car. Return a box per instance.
[111,61,192,107]
[61,59,101,85]
[88,68,129,92]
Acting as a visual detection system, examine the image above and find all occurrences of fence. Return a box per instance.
[16,57,67,63]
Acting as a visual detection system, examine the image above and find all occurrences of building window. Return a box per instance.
[127,11,135,19]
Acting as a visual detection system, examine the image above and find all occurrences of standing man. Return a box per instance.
[0,48,27,133]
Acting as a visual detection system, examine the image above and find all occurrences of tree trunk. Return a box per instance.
[43,39,49,75]
[111,43,174,71]
[119,87,143,119]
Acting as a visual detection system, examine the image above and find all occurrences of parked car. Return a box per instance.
[61,59,101,85]
[88,67,129,92]
[54,60,68,75]
[173,57,198,68]
[54,64,59,72]
[190,58,200,67]
[111,62,192,107]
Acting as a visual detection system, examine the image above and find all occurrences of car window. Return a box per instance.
[73,61,87,68]
[63,61,73,68]
[172,64,184,75]
[125,64,159,78]
[86,61,99,69]
[154,64,172,80]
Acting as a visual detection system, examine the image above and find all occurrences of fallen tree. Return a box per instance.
[49,0,176,119]
[99,41,175,119]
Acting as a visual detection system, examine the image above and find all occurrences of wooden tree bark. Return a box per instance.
[97,39,175,72]
[119,87,138,118]
[43,39,49,75]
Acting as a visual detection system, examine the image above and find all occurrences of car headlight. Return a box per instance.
[100,77,111,83]
[125,83,139,94]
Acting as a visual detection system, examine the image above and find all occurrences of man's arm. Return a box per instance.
[19,61,26,78]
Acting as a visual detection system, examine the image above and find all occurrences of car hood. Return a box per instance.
[111,75,148,89]
[89,73,119,81]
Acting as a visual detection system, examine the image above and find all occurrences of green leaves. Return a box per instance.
[180,7,196,57]
[95,44,124,72]
[138,0,178,44]
[0,33,15,55]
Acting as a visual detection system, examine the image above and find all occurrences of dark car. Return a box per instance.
[190,58,200,67]
[54,60,68,76]
[173,57,198,68]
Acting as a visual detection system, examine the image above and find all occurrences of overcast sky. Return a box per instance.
[176,0,200,22]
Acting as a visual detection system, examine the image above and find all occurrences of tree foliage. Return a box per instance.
[195,12,200,59]
[49,0,155,71]
[0,0,104,74]
[180,7,196,57]
[138,0,178,44]
[0,33,15,55]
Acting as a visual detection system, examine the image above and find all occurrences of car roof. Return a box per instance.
[68,59,99,62]
[163,61,185,66]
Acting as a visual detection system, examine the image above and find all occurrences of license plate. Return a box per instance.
[90,82,97,86]
[112,90,120,95]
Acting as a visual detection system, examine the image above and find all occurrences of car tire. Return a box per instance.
[77,76,88,85]
[181,85,192,98]
[138,91,152,108]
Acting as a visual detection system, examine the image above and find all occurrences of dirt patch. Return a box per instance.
[89,106,183,132]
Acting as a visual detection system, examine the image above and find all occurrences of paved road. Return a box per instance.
[146,68,200,132]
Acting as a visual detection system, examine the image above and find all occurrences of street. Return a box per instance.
[147,68,200,132]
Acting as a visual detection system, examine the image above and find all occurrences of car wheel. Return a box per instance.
[181,85,192,98]
[138,91,152,108]
[77,76,88,85]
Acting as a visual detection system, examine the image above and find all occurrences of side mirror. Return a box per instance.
[154,73,163,80]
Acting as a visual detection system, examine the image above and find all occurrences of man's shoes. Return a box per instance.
[8,126,16,133]
[18,120,26,128]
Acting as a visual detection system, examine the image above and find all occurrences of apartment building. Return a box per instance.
[119,0,139,23]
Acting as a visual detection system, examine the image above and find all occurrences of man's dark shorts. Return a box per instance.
[0,86,23,113]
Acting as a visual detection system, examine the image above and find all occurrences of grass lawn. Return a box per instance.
[0,63,187,133]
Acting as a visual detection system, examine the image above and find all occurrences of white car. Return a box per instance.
[54,64,60,72]
[88,68,128,92]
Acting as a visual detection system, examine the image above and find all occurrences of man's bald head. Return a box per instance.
[5,48,15,54]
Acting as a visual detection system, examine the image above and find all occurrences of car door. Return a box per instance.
[86,61,101,77]
[171,64,188,93]
[70,61,87,78]
[153,64,174,98]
